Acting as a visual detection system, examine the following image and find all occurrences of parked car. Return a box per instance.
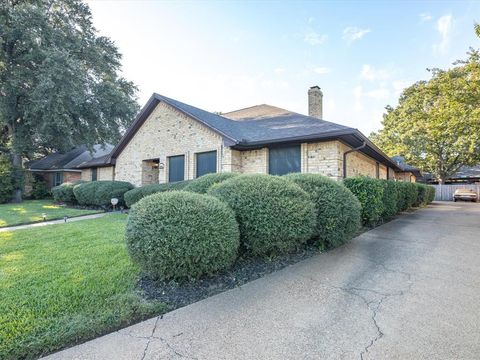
[453,188,478,202]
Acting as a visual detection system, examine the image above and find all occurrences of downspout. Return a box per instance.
[343,141,367,179]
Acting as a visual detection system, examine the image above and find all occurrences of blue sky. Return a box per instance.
[87,0,480,135]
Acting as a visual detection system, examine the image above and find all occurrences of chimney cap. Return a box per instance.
[309,85,321,90]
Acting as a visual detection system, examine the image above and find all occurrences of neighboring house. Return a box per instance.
[391,156,422,183]
[26,144,114,189]
[422,165,480,184]
[105,86,416,186]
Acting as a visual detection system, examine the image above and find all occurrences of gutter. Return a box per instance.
[343,141,367,178]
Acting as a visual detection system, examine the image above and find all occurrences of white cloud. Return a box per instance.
[360,64,391,82]
[419,13,432,22]
[274,67,286,74]
[308,17,315,24]
[433,15,453,54]
[313,67,331,75]
[365,88,390,100]
[343,26,371,42]
[304,31,328,45]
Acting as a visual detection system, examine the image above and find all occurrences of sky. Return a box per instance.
[86,0,480,135]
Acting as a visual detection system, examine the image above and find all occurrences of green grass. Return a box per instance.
[0,214,165,359]
[0,200,101,227]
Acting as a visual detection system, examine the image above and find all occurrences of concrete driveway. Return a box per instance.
[44,202,480,360]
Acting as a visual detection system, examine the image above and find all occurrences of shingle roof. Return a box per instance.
[28,144,114,171]
[391,156,422,177]
[109,93,402,170]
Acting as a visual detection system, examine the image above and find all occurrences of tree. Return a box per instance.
[0,0,139,202]
[370,51,480,183]
[475,22,480,38]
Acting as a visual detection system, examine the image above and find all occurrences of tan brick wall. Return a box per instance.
[303,141,343,180]
[98,166,115,181]
[395,172,416,182]
[115,102,224,186]
[81,169,91,181]
[64,171,81,183]
[379,165,388,179]
[239,148,268,173]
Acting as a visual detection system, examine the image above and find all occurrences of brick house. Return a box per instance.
[101,86,417,186]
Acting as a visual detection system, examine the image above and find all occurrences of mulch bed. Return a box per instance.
[138,244,321,311]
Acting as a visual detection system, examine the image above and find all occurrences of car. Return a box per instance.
[453,188,478,202]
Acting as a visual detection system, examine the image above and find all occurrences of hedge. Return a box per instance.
[343,176,384,226]
[380,179,399,220]
[125,191,240,281]
[52,180,86,204]
[0,155,14,204]
[415,183,429,206]
[124,180,191,208]
[73,180,134,207]
[426,185,436,203]
[208,174,316,256]
[184,172,238,194]
[285,173,361,248]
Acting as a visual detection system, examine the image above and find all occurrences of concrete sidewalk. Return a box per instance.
[44,202,480,359]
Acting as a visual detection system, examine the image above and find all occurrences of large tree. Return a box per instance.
[370,50,480,183]
[0,0,139,201]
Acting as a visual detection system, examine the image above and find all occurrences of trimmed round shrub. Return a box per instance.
[124,180,191,208]
[184,172,238,194]
[343,176,384,226]
[208,174,316,256]
[125,191,240,281]
[0,155,14,204]
[52,180,86,204]
[285,173,361,248]
[380,180,399,220]
[73,180,134,207]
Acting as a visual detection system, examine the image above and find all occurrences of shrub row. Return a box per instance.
[126,173,362,281]
[343,176,435,226]
[52,180,86,204]
[124,180,191,207]
[73,180,134,207]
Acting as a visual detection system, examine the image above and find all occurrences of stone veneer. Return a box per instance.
[81,166,115,182]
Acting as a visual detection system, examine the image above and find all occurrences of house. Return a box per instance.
[422,165,480,184]
[26,144,114,189]
[29,86,420,187]
[102,86,417,186]
[391,156,422,183]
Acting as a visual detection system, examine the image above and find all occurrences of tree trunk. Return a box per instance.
[11,152,22,203]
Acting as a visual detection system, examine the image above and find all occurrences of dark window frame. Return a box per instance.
[268,144,301,176]
[54,172,64,186]
[168,154,185,182]
[196,150,217,178]
[91,168,98,181]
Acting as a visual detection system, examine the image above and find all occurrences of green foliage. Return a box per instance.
[394,182,409,212]
[343,177,384,226]
[380,180,399,220]
[52,180,86,204]
[126,191,240,281]
[29,173,51,200]
[0,154,13,204]
[0,0,139,198]
[73,181,134,207]
[370,52,480,183]
[475,22,480,38]
[208,174,316,256]
[124,180,191,207]
[285,173,361,248]
[0,214,163,359]
[414,183,428,206]
[426,185,436,203]
[184,172,238,194]
[405,182,418,208]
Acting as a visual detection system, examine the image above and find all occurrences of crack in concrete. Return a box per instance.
[140,315,162,360]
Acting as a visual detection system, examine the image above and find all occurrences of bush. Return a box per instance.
[405,182,418,208]
[0,155,13,204]
[208,174,316,256]
[285,173,361,248]
[343,176,384,226]
[414,183,428,206]
[52,180,86,204]
[380,180,399,220]
[426,185,436,203]
[30,174,51,199]
[73,180,134,207]
[124,180,191,208]
[125,191,240,281]
[184,172,238,194]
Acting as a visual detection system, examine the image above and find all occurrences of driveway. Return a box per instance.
[44,202,480,360]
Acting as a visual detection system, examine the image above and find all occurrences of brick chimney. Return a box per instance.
[308,86,323,119]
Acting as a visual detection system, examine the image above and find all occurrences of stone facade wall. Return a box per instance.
[115,102,224,186]
[81,169,91,181]
[239,148,269,173]
[395,172,416,182]
[302,141,343,180]
[64,171,82,183]
[98,166,115,181]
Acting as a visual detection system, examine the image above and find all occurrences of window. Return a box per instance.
[168,155,185,182]
[91,168,98,181]
[268,145,301,176]
[54,172,64,186]
[196,151,217,178]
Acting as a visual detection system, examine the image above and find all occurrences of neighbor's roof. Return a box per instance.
[451,165,480,179]
[28,144,114,171]
[391,156,422,177]
[109,93,402,170]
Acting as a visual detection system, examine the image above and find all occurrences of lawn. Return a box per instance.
[0,214,165,360]
[0,200,101,227]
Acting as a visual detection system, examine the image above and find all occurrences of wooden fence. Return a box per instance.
[432,184,480,201]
